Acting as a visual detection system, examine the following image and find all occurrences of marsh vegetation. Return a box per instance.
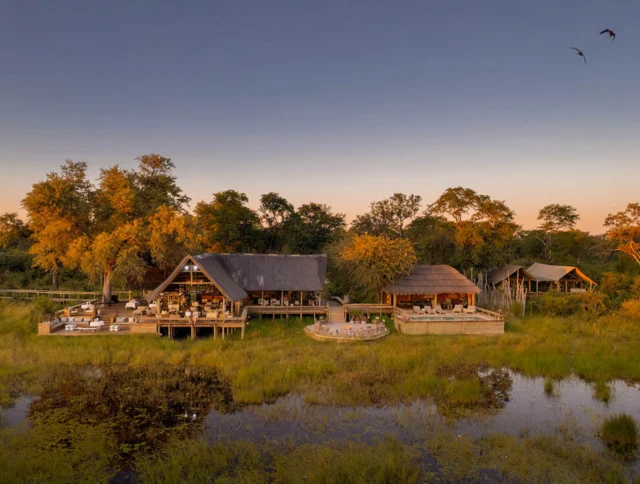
[1,301,640,482]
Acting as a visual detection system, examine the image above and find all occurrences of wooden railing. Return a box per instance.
[476,307,504,320]
[343,304,395,314]
[0,289,138,302]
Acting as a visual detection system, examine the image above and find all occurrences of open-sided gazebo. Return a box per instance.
[382,264,481,310]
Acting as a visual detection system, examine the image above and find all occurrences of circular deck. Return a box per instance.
[304,322,389,342]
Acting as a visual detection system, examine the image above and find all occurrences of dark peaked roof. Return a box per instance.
[488,265,535,284]
[147,253,327,302]
[384,265,480,295]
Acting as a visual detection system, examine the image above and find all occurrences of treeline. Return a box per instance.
[1,156,639,301]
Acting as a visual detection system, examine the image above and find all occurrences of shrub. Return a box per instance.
[30,297,60,321]
[598,272,631,309]
[530,292,605,317]
[600,414,638,457]
[620,299,640,320]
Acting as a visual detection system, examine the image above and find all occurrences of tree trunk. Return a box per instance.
[102,272,112,304]
[51,268,59,290]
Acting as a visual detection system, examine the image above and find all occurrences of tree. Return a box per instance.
[429,187,479,227]
[147,206,203,270]
[405,213,456,265]
[538,204,580,233]
[351,193,422,238]
[195,190,262,253]
[135,154,191,214]
[605,203,640,266]
[258,192,295,252]
[336,234,417,302]
[427,187,519,269]
[534,204,580,263]
[22,161,93,288]
[0,213,31,250]
[66,155,191,302]
[290,203,346,254]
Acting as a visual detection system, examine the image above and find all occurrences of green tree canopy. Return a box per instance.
[351,193,422,238]
[258,192,295,252]
[290,203,345,254]
[0,213,31,250]
[195,190,262,253]
[538,204,580,233]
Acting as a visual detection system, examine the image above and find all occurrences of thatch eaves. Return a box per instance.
[384,265,480,295]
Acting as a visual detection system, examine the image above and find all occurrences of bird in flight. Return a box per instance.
[600,29,616,40]
[570,47,587,65]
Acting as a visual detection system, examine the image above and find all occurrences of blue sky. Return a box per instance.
[1,0,638,233]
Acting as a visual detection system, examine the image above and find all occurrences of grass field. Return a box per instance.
[1,301,639,482]
[1,301,640,407]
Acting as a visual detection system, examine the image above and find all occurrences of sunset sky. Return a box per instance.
[1,1,638,234]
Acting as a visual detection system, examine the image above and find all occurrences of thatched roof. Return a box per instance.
[384,265,480,295]
[488,265,535,284]
[147,253,327,302]
[526,263,596,285]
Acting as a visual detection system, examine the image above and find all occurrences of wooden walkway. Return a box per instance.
[0,289,136,302]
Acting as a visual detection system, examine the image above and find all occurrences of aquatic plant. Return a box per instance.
[600,413,638,458]
[593,380,611,404]
[544,379,555,397]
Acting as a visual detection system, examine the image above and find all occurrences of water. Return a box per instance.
[203,371,640,473]
[2,368,639,476]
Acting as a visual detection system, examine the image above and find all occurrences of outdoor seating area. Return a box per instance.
[304,319,389,342]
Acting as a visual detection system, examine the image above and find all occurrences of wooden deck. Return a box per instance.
[393,307,504,335]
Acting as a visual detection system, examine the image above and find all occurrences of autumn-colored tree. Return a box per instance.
[147,206,203,270]
[67,156,191,301]
[605,203,640,266]
[352,193,422,238]
[22,161,93,288]
[337,234,417,302]
[195,190,262,253]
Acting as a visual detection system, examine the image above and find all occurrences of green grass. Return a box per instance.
[2,301,640,482]
[600,414,638,458]
[1,301,640,408]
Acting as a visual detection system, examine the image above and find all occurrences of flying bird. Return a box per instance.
[570,47,587,65]
[600,29,616,40]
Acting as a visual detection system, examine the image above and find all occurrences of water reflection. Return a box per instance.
[203,371,640,471]
[15,366,233,466]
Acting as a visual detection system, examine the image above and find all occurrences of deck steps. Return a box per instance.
[327,305,346,323]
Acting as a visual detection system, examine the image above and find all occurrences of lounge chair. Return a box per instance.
[435,305,445,314]
[424,307,435,315]
[452,304,463,314]
[463,306,477,315]
[413,305,425,315]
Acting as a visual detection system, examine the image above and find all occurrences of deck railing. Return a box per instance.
[0,289,137,302]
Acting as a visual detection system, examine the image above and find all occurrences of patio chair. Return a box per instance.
[435,305,445,314]
[413,305,425,315]
[463,306,477,315]
[452,304,463,314]
[424,307,436,315]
